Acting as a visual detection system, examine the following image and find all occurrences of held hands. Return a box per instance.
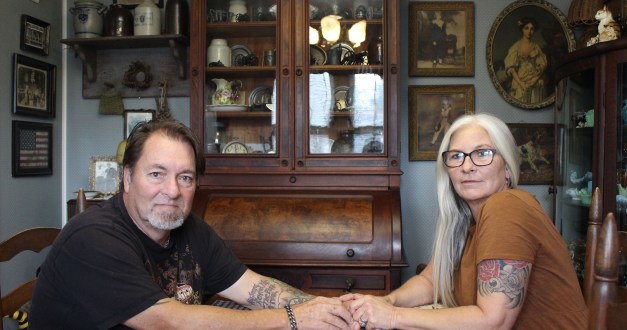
[339,293,397,330]
[291,296,352,329]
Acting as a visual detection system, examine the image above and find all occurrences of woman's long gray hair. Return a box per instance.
[431,113,520,306]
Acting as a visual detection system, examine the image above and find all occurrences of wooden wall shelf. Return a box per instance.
[61,34,189,82]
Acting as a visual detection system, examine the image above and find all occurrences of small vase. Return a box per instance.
[207,39,231,66]
[104,4,134,36]
[229,0,247,22]
[331,130,355,153]
[134,0,161,36]
[165,0,189,36]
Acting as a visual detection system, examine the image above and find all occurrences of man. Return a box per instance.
[30,120,351,329]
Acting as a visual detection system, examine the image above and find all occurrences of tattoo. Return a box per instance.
[247,278,314,308]
[477,259,530,309]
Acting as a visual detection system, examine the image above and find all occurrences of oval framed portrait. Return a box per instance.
[486,0,575,110]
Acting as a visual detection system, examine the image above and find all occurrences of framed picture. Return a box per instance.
[486,0,575,110]
[89,156,120,194]
[12,120,53,177]
[507,123,555,185]
[20,15,50,56]
[13,53,56,118]
[408,1,474,77]
[115,0,163,7]
[409,85,475,161]
[124,109,155,139]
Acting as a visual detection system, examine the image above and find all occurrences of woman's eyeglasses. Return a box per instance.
[441,148,497,168]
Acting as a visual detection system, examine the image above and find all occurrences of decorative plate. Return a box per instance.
[310,45,327,65]
[329,43,354,63]
[334,86,352,111]
[249,86,273,111]
[207,105,249,112]
[231,44,252,66]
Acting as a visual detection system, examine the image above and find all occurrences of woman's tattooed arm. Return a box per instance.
[246,278,315,308]
[477,259,531,309]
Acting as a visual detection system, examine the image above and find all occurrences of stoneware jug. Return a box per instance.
[134,0,161,36]
[69,0,106,38]
[104,3,134,36]
[211,79,242,105]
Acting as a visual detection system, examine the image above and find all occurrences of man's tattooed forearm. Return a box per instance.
[247,278,313,308]
[477,259,530,309]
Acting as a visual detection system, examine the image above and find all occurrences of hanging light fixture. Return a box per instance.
[321,15,341,44]
[348,20,367,47]
[309,26,320,45]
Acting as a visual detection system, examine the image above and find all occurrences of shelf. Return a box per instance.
[206,22,277,38]
[206,66,276,78]
[310,64,384,74]
[211,111,272,118]
[61,34,189,82]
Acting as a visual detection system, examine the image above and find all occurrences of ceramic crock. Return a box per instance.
[69,0,106,38]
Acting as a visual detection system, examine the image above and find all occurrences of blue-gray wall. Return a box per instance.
[0,1,62,329]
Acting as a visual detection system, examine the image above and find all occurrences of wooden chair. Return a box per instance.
[585,187,627,330]
[0,227,60,330]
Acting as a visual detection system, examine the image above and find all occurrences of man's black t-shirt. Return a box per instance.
[30,194,247,329]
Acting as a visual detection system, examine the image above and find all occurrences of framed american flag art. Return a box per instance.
[12,120,52,176]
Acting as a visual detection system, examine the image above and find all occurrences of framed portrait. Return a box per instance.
[20,15,50,56]
[507,123,555,185]
[12,53,56,118]
[408,85,475,161]
[115,0,163,7]
[12,120,53,177]
[486,0,575,110]
[89,156,120,194]
[408,1,474,77]
[124,109,155,138]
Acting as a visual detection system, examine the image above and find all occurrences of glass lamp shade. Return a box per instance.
[309,26,320,45]
[321,15,341,43]
[348,20,367,47]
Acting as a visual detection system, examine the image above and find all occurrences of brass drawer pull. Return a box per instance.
[344,277,355,292]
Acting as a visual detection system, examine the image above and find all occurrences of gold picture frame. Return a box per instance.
[89,155,120,195]
[486,0,575,110]
[409,85,475,161]
[408,1,474,77]
[507,123,556,185]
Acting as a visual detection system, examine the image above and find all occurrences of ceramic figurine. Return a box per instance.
[587,5,621,47]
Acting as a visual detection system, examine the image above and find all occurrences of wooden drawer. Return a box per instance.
[249,266,396,296]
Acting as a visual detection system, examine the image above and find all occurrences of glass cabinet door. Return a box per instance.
[555,70,595,282]
[203,0,279,156]
[305,0,386,156]
[617,62,627,230]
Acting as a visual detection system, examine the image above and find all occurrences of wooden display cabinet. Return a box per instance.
[554,38,627,283]
[190,0,405,295]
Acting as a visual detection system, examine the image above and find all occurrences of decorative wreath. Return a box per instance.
[122,61,153,91]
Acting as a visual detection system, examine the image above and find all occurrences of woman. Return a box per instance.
[504,17,547,104]
[341,113,586,329]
